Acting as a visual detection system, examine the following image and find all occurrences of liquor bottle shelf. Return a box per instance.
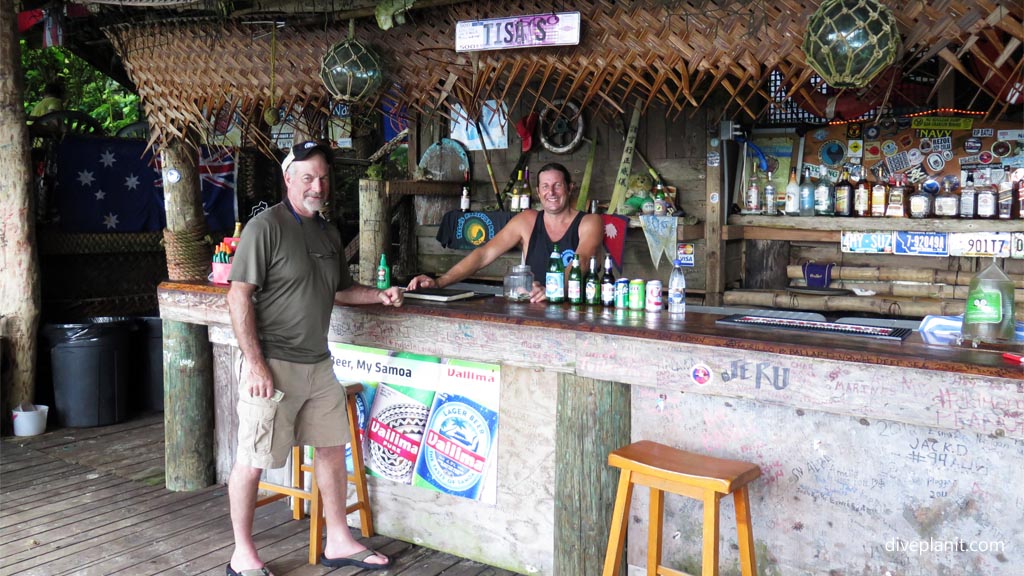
[727,215,1022,242]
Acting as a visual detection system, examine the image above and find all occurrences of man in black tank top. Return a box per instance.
[407,162,603,302]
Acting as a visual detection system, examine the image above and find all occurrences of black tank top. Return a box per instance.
[525,211,586,277]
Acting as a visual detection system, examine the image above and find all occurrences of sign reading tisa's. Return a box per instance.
[455,11,581,52]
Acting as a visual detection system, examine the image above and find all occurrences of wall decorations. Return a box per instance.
[819,140,847,166]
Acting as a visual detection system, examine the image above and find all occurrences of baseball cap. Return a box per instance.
[281,141,331,173]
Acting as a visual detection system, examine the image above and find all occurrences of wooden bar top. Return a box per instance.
[158,281,1023,380]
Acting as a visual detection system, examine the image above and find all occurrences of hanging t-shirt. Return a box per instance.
[436,210,514,250]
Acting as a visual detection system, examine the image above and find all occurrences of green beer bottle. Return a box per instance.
[567,255,582,304]
[376,254,390,289]
[545,243,565,303]
[584,256,600,305]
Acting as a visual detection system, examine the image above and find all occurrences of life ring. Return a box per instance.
[539,99,585,154]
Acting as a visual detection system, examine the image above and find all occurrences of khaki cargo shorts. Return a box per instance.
[235,356,350,469]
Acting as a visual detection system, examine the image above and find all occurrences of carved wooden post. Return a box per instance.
[161,137,214,490]
[358,178,389,285]
[555,374,631,576]
[0,2,40,434]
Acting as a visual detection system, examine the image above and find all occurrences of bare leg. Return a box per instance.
[228,462,269,572]
[315,445,388,565]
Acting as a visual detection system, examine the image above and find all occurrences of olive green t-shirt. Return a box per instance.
[228,202,353,363]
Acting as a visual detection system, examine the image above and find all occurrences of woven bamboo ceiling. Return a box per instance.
[100,0,1023,148]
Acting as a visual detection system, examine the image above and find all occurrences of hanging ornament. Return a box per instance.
[801,0,901,89]
[320,20,384,103]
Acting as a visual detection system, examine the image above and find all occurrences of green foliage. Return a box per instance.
[21,40,140,134]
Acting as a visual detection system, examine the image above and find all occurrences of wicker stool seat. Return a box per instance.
[255,383,374,565]
[602,440,761,576]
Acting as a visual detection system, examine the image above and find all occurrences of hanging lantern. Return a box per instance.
[801,0,901,89]
[319,28,383,103]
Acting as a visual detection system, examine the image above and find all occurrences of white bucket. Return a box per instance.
[12,405,48,437]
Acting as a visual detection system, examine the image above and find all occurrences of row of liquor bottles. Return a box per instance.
[460,167,537,213]
[743,167,1022,219]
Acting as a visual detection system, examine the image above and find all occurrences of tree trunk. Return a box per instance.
[0,1,40,434]
[161,137,214,490]
[358,178,389,285]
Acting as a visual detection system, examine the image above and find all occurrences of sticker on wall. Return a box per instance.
[165,168,181,183]
[690,364,713,386]
[709,192,719,204]
[813,128,829,141]
[864,142,882,161]
[677,243,695,267]
[707,151,721,167]
[881,140,898,157]
[932,136,952,151]
[925,153,946,173]
[898,133,915,148]
[964,137,983,154]
[979,151,994,165]
[847,140,863,157]
[973,128,994,138]
[819,140,846,167]
[886,151,911,173]
[905,165,927,184]
[991,141,1012,157]
[864,125,881,140]
[846,123,862,139]
[919,138,932,153]
[906,148,924,166]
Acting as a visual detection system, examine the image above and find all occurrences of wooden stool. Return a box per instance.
[255,383,374,565]
[602,440,761,576]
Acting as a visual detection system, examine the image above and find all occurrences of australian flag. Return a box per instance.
[54,136,236,233]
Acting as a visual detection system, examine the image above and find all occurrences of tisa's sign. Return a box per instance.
[456,12,581,52]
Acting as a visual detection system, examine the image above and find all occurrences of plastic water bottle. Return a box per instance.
[668,259,686,314]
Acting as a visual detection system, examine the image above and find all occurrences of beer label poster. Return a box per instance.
[329,342,501,503]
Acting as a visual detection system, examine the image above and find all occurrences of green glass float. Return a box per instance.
[319,33,383,103]
[801,0,901,89]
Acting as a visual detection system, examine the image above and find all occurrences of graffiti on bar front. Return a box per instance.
[720,359,790,390]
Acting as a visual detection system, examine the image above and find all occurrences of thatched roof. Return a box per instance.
[84,0,1022,149]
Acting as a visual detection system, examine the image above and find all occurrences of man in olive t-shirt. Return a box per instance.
[225,142,402,574]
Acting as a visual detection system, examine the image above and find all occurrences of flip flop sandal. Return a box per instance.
[320,548,392,569]
[225,563,273,576]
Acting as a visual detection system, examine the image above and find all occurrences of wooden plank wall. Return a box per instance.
[412,99,714,291]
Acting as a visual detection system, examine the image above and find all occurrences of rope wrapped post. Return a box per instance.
[160,135,215,491]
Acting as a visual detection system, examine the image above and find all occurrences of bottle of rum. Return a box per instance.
[885,174,908,218]
[784,167,800,215]
[763,171,777,216]
[853,173,870,217]
[959,172,976,219]
[908,182,932,219]
[976,182,997,219]
[934,181,959,218]
[834,168,852,217]
[870,175,888,217]
[814,173,835,216]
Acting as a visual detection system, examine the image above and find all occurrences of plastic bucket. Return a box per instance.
[12,405,49,436]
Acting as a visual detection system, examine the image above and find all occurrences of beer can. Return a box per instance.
[614,278,630,309]
[645,280,663,311]
[628,279,645,310]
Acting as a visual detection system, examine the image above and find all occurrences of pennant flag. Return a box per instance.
[639,215,677,269]
[600,214,629,272]
[54,136,236,233]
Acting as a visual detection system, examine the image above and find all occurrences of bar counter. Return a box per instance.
[159,281,1023,576]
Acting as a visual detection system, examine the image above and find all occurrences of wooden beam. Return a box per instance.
[704,107,725,305]
[743,227,840,242]
[554,374,630,576]
[385,180,463,197]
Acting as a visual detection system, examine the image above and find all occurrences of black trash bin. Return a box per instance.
[42,317,137,427]
[137,316,164,413]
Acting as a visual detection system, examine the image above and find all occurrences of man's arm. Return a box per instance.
[335,284,404,307]
[226,281,274,399]
[574,213,605,274]
[407,211,535,290]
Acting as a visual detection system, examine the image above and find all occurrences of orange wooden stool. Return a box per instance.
[602,440,761,576]
[255,383,374,565]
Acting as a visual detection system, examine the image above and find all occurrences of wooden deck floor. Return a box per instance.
[0,415,516,576]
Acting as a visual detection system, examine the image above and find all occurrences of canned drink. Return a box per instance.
[628,279,645,310]
[645,280,663,311]
[614,278,630,309]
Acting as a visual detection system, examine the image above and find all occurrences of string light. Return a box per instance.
[824,107,986,126]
